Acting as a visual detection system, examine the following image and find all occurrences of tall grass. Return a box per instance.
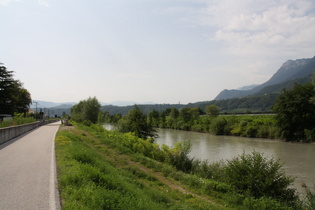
[0,113,36,128]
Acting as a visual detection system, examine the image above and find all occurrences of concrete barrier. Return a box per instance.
[0,120,59,145]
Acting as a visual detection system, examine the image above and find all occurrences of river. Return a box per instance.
[155,128,315,194]
[103,124,315,194]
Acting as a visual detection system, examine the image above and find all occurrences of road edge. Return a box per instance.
[49,122,61,210]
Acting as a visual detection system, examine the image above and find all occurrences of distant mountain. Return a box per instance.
[107,101,156,106]
[215,56,315,100]
[237,84,259,91]
[30,100,76,109]
[253,76,312,96]
[108,101,138,106]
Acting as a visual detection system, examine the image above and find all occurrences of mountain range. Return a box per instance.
[30,101,76,109]
[215,56,315,100]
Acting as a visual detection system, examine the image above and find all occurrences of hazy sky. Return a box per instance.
[1,0,315,104]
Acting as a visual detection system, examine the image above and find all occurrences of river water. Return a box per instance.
[155,128,315,194]
[103,124,315,194]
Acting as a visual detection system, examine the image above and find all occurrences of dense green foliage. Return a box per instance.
[0,113,36,128]
[205,105,219,117]
[0,64,32,115]
[305,186,315,210]
[224,152,297,204]
[55,123,309,209]
[71,97,101,124]
[117,105,156,139]
[273,83,315,142]
[104,107,278,139]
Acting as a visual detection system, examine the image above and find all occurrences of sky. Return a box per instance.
[1,0,315,105]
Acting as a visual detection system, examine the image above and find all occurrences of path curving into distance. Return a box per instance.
[0,121,61,210]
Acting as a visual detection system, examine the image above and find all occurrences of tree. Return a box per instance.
[147,110,160,127]
[205,105,219,117]
[272,83,315,141]
[83,97,101,123]
[71,97,101,124]
[169,107,179,120]
[179,107,191,123]
[210,117,227,135]
[0,64,32,115]
[168,107,180,129]
[118,105,156,139]
[189,107,201,120]
[13,82,32,114]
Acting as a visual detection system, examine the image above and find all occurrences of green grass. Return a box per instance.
[55,123,302,209]
[56,127,226,209]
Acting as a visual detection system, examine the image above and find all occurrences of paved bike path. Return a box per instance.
[0,122,61,210]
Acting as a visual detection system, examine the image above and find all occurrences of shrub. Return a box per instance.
[304,185,315,210]
[162,140,194,173]
[224,151,298,206]
[210,117,227,135]
[242,196,291,210]
[245,126,258,137]
[257,125,270,138]
[304,129,315,143]
[191,159,225,181]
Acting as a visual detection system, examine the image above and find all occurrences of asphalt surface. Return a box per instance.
[0,121,61,210]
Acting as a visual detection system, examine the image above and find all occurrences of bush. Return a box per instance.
[257,125,270,138]
[162,140,194,173]
[242,196,292,210]
[210,117,227,135]
[191,159,225,181]
[304,129,315,142]
[245,126,258,137]
[302,184,315,210]
[224,151,298,206]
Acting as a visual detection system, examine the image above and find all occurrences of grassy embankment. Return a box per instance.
[55,123,300,209]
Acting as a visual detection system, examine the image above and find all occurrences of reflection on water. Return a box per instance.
[156,128,315,194]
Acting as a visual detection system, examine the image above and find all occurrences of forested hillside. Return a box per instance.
[215,56,315,100]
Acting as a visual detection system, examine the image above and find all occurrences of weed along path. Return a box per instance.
[0,121,61,210]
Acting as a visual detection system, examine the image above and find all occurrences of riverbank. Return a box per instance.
[155,128,315,195]
[55,123,309,209]
[159,115,279,139]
